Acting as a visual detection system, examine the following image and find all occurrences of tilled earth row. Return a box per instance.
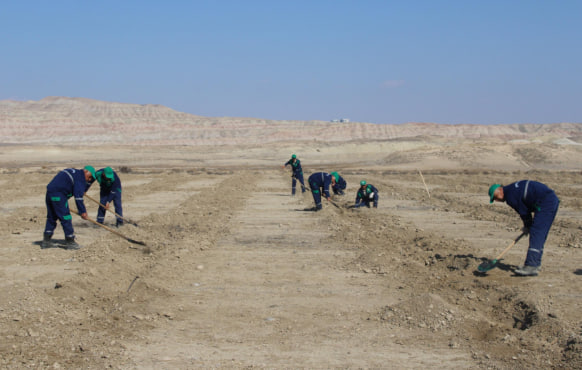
[0,167,580,368]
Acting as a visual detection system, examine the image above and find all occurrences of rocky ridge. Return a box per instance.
[1,96,581,145]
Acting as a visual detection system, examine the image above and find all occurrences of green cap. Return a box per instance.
[292,154,297,159]
[330,172,339,182]
[489,184,501,203]
[84,165,96,180]
[360,180,367,186]
[104,167,114,180]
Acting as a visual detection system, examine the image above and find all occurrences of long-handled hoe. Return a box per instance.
[70,209,146,246]
[303,183,343,210]
[85,194,139,227]
[477,233,526,272]
[328,197,343,210]
[293,176,308,193]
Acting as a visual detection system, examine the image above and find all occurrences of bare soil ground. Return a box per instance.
[0,145,581,369]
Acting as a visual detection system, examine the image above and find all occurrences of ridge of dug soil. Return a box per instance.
[0,97,581,368]
[1,164,581,368]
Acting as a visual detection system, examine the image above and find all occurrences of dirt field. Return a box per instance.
[0,144,581,369]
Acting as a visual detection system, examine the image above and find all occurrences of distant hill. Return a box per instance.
[1,96,581,145]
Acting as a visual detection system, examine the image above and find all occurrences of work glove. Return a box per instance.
[521,226,530,236]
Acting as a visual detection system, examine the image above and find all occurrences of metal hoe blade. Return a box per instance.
[127,238,146,246]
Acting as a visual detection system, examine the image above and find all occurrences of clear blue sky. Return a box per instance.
[2,1,581,124]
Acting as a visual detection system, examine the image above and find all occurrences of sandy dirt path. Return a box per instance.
[126,171,473,368]
[1,162,580,369]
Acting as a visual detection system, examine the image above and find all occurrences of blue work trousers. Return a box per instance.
[311,188,323,209]
[44,192,75,238]
[97,192,123,225]
[525,194,559,267]
[292,172,305,195]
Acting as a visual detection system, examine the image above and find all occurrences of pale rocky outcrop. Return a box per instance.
[0,96,581,145]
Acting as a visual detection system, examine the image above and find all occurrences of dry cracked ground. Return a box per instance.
[1,164,581,369]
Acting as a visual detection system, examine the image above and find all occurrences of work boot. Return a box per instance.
[64,237,82,251]
[515,265,540,276]
[116,220,124,228]
[41,235,57,249]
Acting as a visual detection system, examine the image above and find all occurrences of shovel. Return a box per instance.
[85,194,139,227]
[478,233,526,272]
[70,209,146,246]
[290,174,307,193]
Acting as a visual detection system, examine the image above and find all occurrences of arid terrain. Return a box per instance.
[0,98,581,368]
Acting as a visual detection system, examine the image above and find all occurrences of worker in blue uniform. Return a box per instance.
[308,172,333,211]
[489,180,560,276]
[42,166,96,250]
[330,172,347,196]
[91,167,124,227]
[282,154,306,195]
[355,180,379,208]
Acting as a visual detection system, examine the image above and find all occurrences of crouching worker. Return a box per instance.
[42,166,96,250]
[308,172,333,211]
[489,180,559,276]
[355,180,379,208]
[330,172,347,195]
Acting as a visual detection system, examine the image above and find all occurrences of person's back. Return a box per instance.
[47,169,77,194]
[503,180,555,215]
[309,172,331,187]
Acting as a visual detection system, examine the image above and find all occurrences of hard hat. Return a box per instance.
[292,154,296,159]
[360,180,366,186]
[330,172,339,182]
